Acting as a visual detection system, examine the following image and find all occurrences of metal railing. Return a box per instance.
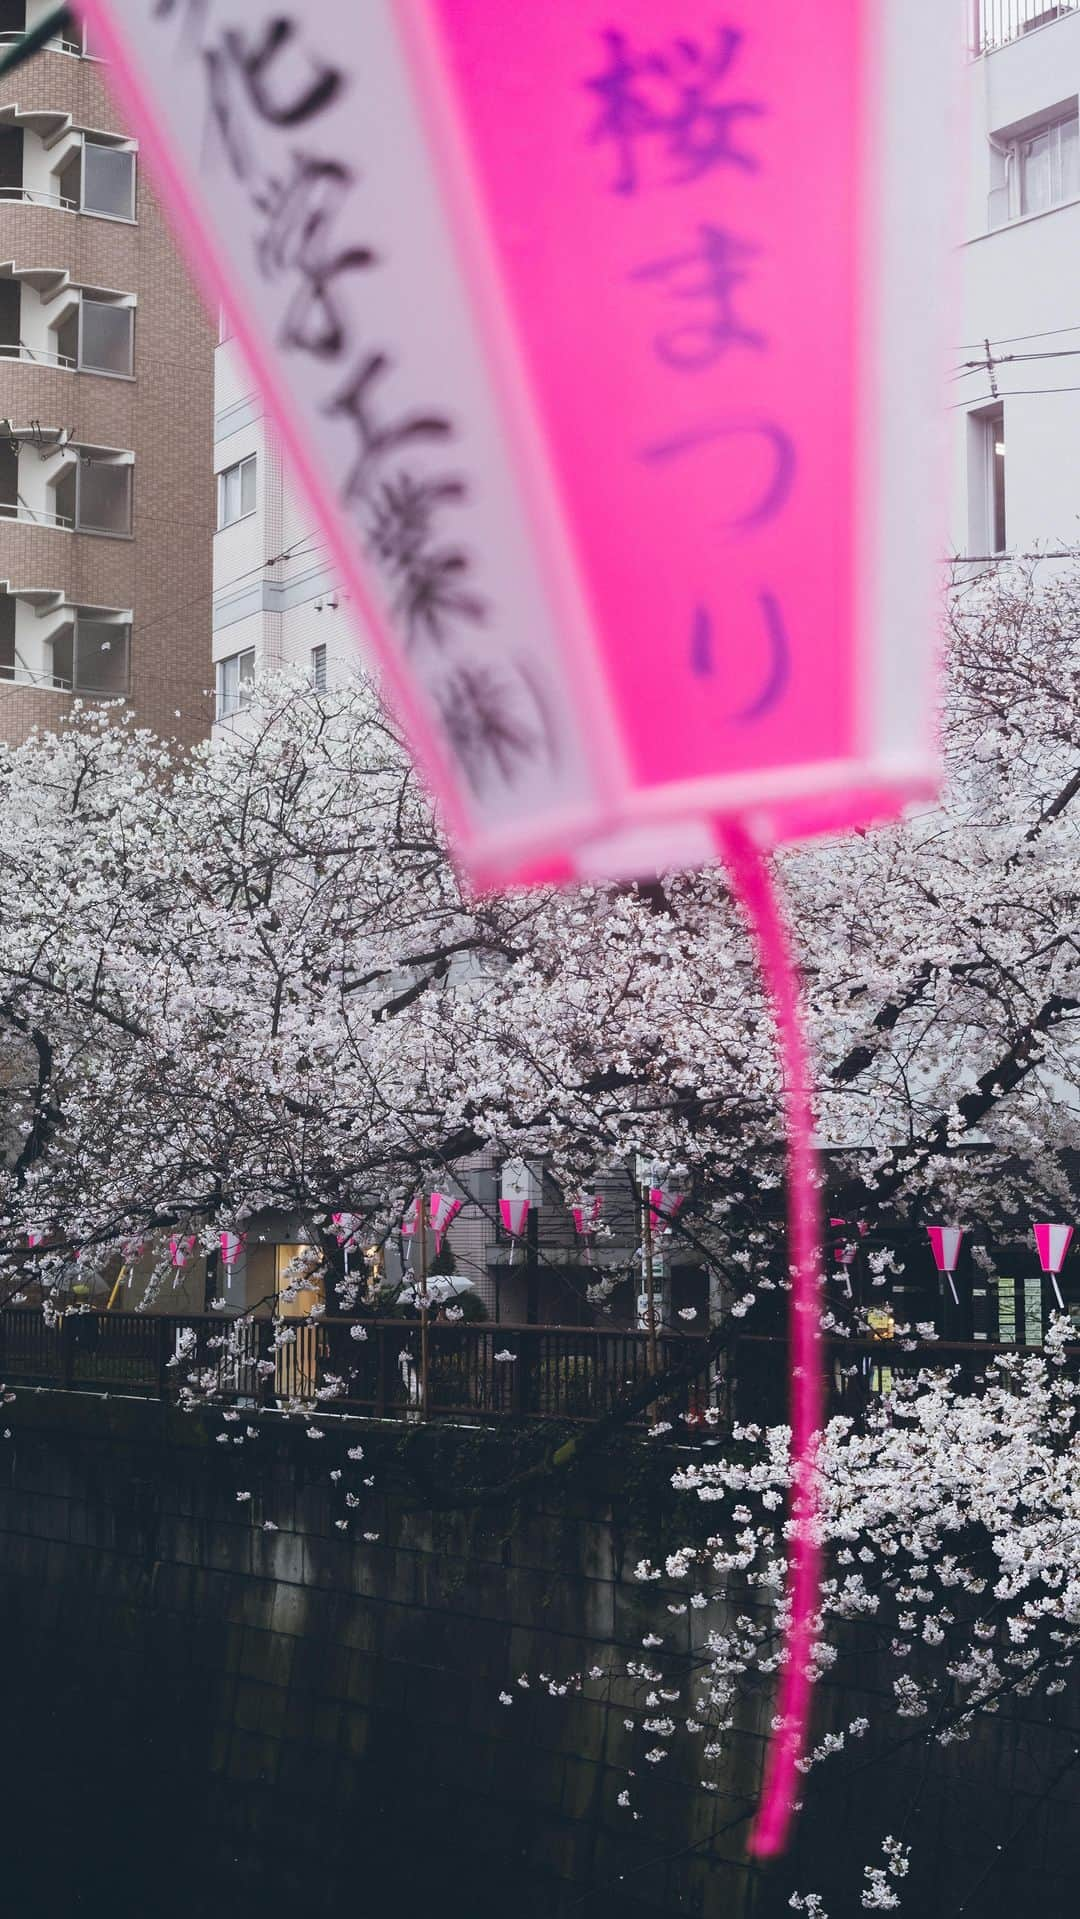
[731,1332,1080,1426]
[0,341,75,370]
[971,0,1080,52]
[0,1309,714,1423]
[0,500,73,529]
[0,187,78,212]
[0,664,73,690]
[0,29,81,55]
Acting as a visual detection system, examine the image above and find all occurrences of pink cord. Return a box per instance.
[720,823,824,1859]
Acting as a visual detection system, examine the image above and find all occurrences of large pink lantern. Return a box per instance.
[80,0,949,893]
[1033,1223,1074,1313]
[80,0,956,1857]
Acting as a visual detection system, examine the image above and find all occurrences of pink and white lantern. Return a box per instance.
[80,0,950,892]
[499,1161,536,1247]
[168,1234,197,1270]
[648,1188,686,1238]
[331,1212,362,1253]
[926,1226,963,1307]
[572,1195,603,1237]
[828,1217,857,1298]
[1033,1223,1074,1313]
[429,1193,463,1255]
[79,0,958,1861]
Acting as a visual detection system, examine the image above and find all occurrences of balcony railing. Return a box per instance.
[0,664,73,691]
[0,500,74,530]
[0,28,81,56]
[0,341,76,370]
[972,1,1080,52]
[0,187,78,212]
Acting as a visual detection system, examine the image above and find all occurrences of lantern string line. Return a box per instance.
[719,822,824,1860]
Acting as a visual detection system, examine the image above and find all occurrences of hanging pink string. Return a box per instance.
[721,823,824,1859]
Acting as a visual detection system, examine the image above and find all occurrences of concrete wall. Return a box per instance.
[0,1391,1078,1918]
[952,13,1080,558]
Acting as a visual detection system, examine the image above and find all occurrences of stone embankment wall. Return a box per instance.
[0,1392,1077,1918]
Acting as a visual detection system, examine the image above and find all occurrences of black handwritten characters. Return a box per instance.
[151,2,552,800]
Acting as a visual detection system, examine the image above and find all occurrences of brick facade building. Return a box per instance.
[0,14,214,746]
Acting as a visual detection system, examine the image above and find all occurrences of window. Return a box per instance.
[1019,111,1079,213]
[310,642,327,693]
[75,457,132,535]
[79,298,133,376]
[990,104,1080,226]
[969,406,1006,555]
[48,618,130,695]
[217,455,256,528]
[216,648,255,720]
[81,140,135,220]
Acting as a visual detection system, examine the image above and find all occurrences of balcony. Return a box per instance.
[0,118,136,224]
[0,2,85,58]
[971,1,1080,52]
[0,274,135,379]
[0,588,130,695]
[0,431,133,537]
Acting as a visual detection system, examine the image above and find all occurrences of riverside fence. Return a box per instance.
[0,1309,714,1424]
[0,1309,1068,1428]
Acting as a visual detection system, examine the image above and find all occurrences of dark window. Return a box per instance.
[80,299,133,375]
[77,459,132,535]
[989,408,1006,553]
[82,142,135,220]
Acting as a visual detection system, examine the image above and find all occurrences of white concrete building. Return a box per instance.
[212,320,357,729]
[954,2,1080,562]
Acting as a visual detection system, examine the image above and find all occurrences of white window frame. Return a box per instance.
[310,642,328,693]
[968,404,1006,557]
[989,103,1080,226]
[216,648,256,721]
[77,296,135,378]
[80,137,137,223]
[217,454,257,530]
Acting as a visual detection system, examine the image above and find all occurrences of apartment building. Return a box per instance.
[0,1,214,746]
[954,2,1080,559]
[213,325,353,728]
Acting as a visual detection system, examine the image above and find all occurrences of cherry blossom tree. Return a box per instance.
[0,564,1076,1331]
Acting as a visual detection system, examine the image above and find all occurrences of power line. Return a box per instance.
[948,383,1080,406]
[954,321,1080,350]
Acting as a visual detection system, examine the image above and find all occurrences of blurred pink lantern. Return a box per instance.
[26,1227,44,1249]
[429,1193,463,1255]
[401,1198,421,1239]
[649,1187,686,1237]
[331,1213,362,1253]
[1033,1224,1074,1313]
[120,1235,145,1264]
[81,0,957,1857]
[572,1196,603,1237]
[168,1235,196,1270]
[219,1231,246,1266]
[926,1226,963,1306]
